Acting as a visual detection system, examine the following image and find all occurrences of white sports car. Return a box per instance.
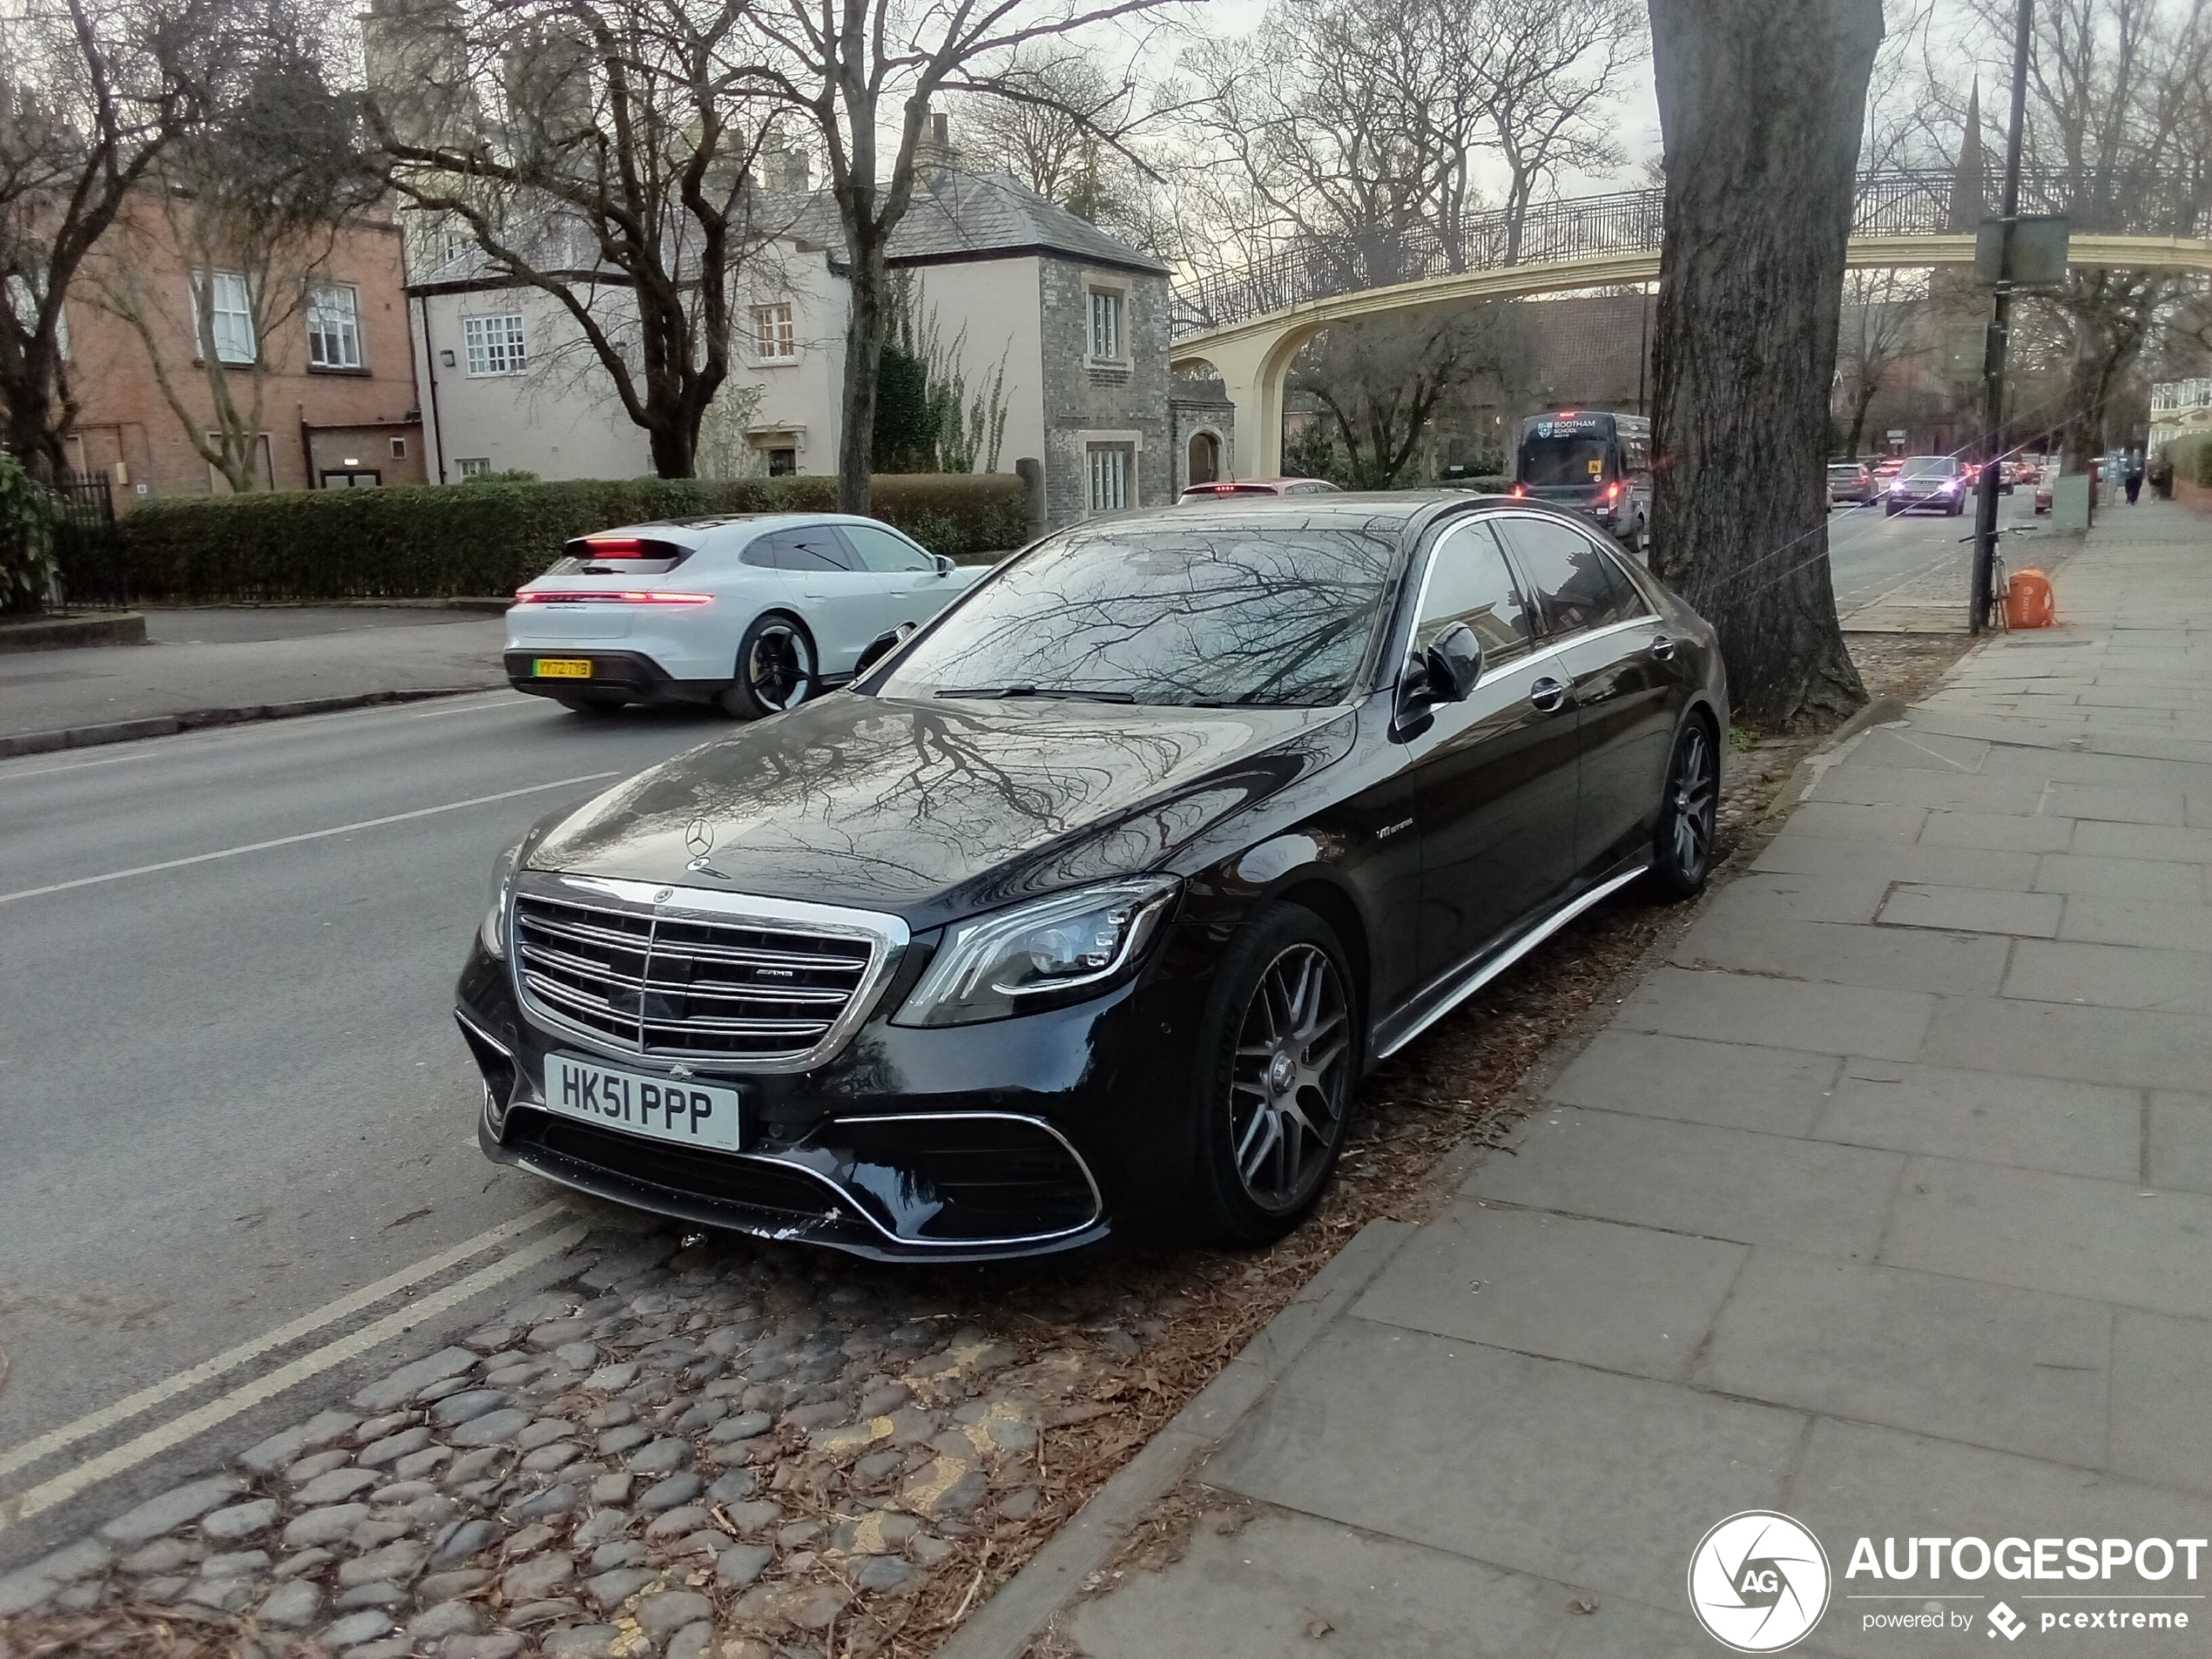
[504,513,995,718]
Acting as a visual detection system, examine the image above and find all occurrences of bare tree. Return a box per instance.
[738,0,1191,514]
[1647,0,1884,730]
[1836,266,1931,455]
[86,35,380,491]
[0,0,207,469]
[1287,302,1534,486]
[1449,0,1647,264]
[1958,0,2212,467]
[367,0,781,479]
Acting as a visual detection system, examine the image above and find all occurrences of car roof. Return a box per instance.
[1087,489,1581,543]
[574,512,910,543]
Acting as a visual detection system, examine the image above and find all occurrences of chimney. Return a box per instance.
[764,144,809,193]
[915,109,956,189]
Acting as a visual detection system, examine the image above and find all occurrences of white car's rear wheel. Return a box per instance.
[719,614,817,719]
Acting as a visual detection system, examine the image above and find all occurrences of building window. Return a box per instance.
[752,302,797,361]
[390,436,408,458]
[765,447,797,475]
[195,271,256,364]
[462,314,526,376]
[307,285,362,369]
[457,456,493,477]
[1087,287,1123,362]
[1087,442,1133,513]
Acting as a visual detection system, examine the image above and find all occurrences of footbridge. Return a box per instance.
[1170,169,2212,479]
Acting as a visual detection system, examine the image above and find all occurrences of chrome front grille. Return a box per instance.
[510,876,903,1069]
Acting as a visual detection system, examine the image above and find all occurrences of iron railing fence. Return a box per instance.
[44,468,130,610]
[1172,166,2210,339]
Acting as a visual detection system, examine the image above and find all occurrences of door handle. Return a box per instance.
[1528,677,1571,713]
[1650,634,1678,661]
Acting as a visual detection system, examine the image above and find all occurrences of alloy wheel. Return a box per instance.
[1669,723,1717,878]
[1229,944,1352,1212]
[746,624,814,711]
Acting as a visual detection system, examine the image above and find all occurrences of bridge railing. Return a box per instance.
[1171,166,2208,339]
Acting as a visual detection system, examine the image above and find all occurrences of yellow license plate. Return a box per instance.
[535,658,593,679]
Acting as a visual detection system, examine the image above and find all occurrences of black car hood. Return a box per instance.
[528,692,1354,927]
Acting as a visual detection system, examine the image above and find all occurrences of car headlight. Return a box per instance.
[481,837,526,958]
[894,876,1179,1027]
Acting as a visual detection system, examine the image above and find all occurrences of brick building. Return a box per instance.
[62,197,425,498]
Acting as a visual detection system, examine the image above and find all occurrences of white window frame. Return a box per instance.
[1084,280,1128,367]
[456,456,493,477]
[307,284,363,370]
[1086,441,1134,514]
[752,301,797,362]
[195,270,257,365]
[462,313,527,377]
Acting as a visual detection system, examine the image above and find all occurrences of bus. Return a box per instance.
[1513,410,1652,555]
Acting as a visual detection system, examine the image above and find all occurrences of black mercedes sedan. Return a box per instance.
[455,495,1727,1260]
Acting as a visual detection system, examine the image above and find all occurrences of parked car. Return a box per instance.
[2033,461,2101,516]
[503,514,992,718]
[1885,455,1969,516]
[1827,462,1876,507]
[1871,456,1905,484]
[457,495,1728,1259]
[1177,476,1344,502]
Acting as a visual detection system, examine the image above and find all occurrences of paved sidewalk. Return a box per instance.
[0,606,507,745]
[1043,502,2212,1657]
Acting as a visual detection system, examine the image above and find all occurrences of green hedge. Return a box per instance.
[120,472,1035,600]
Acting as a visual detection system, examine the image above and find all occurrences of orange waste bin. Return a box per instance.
[2005,567,2055,629]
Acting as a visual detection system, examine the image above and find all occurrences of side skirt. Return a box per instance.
[1371,860,1651,1061]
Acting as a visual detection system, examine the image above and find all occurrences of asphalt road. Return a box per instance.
[0,692,738,1554]
[1824,486,2044,616]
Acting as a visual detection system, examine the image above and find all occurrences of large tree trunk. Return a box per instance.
[1646,0,1881,730]
[837,244,889,515]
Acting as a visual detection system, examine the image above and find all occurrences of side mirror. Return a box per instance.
[932,554,956,577]
[1421,623,1483,703]
[853,622,917,678]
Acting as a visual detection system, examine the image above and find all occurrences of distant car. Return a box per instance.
[1177,477,1344,502]
[504,514,992,718]
[1885,455,1968,516]
[1827,462,1876,507]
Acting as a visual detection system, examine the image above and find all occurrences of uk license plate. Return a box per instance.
[535,658,593,679]
[543,1054,744,1150]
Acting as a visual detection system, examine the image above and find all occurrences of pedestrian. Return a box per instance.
[2125,454,2145,505]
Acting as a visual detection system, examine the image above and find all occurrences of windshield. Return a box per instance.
[1828,465,1861,480]
[1521,436,1611,488]
[1900,455,1959,477]
[871,524,1398,707]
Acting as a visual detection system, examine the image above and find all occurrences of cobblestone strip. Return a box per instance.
[0,1235,1143,1659]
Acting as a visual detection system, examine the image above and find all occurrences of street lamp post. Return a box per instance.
[1971,0,2035,635]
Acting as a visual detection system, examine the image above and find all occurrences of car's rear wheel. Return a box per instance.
[1191,905,1358,1245]
[1650,715,1719,897]
[719,614,816,719]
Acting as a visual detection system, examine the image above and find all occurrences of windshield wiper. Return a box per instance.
[934,685,1136,704]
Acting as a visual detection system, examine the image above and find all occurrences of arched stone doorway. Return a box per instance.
[1188,430,1220,486]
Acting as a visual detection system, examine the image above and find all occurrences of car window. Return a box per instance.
[1497,516,1643,636]
[1901,456,1957,477]
[841,523,937,573]
[871,524,1396,707]
[1413,522,1534,667]
[742,527,855,571]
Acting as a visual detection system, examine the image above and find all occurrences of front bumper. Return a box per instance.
[503,650,723,706]
[455,925,1209,1262]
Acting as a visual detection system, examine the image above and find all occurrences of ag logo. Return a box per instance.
[1687,1511,1831,1652]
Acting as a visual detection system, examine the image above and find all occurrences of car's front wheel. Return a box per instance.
[719,613,817,719]
[1650,715,1720,897]
[1191,904,1359,1245]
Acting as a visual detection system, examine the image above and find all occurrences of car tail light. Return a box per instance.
[583,537,650,557]
[514,590,711,605]
[1510,484,1527,497]
[1604,481,1622,501]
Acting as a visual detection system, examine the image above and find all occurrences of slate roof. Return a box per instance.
[408,169,1165,291]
